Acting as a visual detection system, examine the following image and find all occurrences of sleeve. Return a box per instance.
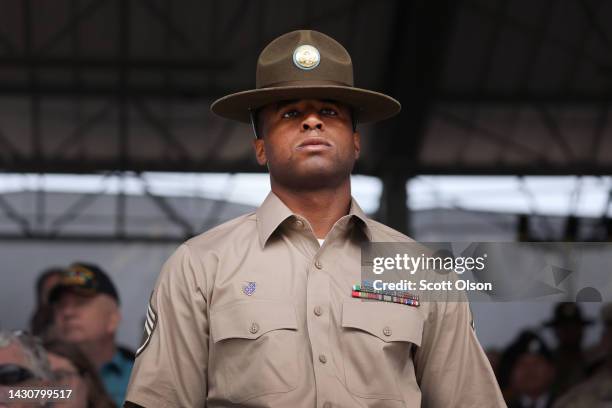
[414,300,506,408]
[125,244,209,408]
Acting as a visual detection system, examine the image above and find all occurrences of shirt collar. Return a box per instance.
[256,191,372,247]
[101,350,128,375]
[347,195,370,237]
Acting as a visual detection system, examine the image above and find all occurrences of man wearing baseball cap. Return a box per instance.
[125,30,503,407]
[50,262,134,407]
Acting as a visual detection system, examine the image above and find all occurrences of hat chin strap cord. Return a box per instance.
[249,109,260,139]
[248,107,357,140]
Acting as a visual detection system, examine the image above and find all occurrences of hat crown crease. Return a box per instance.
[256,30,353,89]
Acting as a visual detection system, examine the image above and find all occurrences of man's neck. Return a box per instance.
[271,181,352,239]
[79,339,117,370]
[558,344,582,354]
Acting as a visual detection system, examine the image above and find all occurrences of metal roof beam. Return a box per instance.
[439,92,612,104]
[0,57,231,71]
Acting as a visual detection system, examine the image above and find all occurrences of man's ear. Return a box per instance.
[353,131,361,160]
[106,302,121,334]
[252,138,267,165]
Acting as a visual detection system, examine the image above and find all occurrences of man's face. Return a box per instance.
[47,352,89,408]
[253,99,360,190]
[554,322,584,349]
[510,354,555,396]
[53,292,119,344]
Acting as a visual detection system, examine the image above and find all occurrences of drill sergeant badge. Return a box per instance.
[293,44,320,70]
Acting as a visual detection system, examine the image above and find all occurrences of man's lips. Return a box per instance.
[296,137,332,151]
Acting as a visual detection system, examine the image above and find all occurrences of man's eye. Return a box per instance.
[281,110,299,119]
[321,108,337,116]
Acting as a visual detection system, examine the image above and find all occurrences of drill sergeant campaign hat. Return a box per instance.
[543,302,594,327]
[48,262,120,305]
[211,30,401,127]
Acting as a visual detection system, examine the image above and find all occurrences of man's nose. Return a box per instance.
[56,303,76,317]
[301,113,324,131]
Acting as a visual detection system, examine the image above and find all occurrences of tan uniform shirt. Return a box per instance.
[126,192,504,407]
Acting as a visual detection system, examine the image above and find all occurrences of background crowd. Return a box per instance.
[1,263,611,408]
[1,264,134,408]
[490,302,612,408]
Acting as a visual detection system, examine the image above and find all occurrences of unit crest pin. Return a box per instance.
[293,44,320,70]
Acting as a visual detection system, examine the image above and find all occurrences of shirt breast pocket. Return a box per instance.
[341,300,424,401]
[210,299,299,403]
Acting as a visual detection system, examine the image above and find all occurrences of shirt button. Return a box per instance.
[313,306,323,316]
[249,322,260,334]
[315,260,323,269]
[323,403,332,408]
[295,219,304,229]
[318,354,327,364]
[383,326,392,337]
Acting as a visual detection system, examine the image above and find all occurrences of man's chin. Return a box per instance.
[276,163,352,189]
[61,330,86,343]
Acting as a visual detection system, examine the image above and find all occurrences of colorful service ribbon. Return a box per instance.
[351,283,420,307]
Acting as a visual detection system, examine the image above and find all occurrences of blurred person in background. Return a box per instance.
[49,262,134,407]
[583,301,612,376]
[45,340,116,408]
[553,302,612,408]
[501,330,557,408]
[486,347,503,383]
[29,267,64,339]
[543,303,592,395]
[0,330,53,407]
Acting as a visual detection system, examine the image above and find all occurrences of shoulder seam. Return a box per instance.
[183,211,256,245]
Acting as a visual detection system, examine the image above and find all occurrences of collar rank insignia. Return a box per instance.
[351,282,420,307]
[242,281,257,296]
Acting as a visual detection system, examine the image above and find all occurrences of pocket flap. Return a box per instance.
[342,301,424,346]
[211,300,298,343]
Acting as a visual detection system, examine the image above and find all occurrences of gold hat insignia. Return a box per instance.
[293,44,320,70]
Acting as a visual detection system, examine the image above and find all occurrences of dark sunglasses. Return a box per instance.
[0,363,36,385]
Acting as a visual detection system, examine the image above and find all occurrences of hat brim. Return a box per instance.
[543,318,594,327]
[210,85,401,124]
[48,285,96,304]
